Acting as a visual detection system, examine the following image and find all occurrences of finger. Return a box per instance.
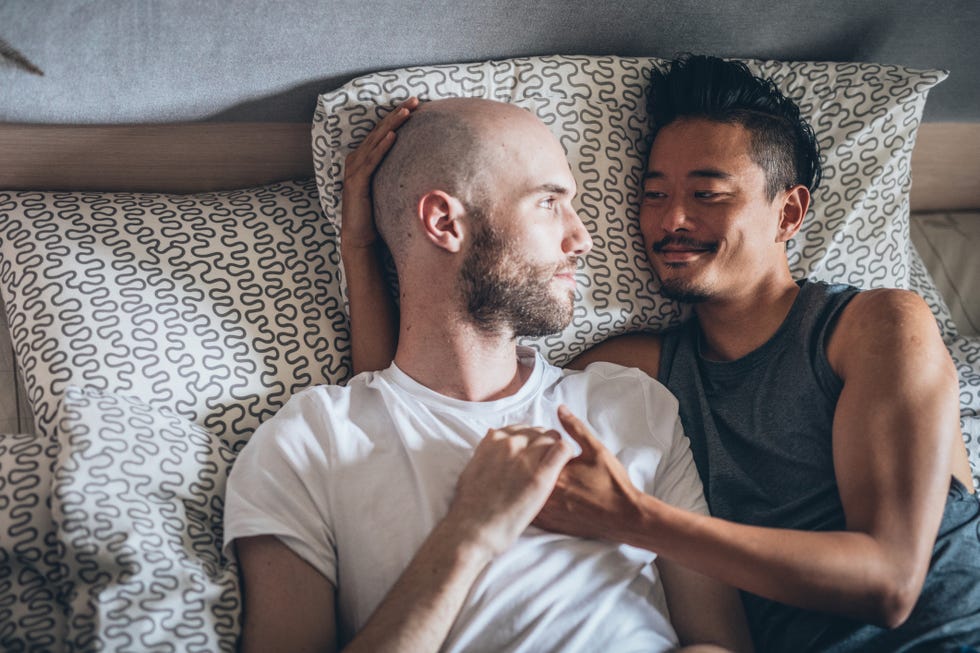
[348,102,418,174]
[359,130,397,169]
[384,96,419,128]
[497,424,534,435]
[501,426,565,447]
[556,405,599,456]
[538,438,575,476]
[363,97,418,150]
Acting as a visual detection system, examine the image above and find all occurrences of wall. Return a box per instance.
[1,0,978,125]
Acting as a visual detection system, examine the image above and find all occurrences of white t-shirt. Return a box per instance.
[224,347,707,652]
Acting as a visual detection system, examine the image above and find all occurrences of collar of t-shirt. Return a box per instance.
[383,345,546,416]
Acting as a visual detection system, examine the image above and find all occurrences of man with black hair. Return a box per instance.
[549,54,980,651]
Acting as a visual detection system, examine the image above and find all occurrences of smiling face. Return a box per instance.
[460,111,593,336]
[640,117,797,304]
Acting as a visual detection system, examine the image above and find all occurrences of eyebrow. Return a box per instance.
[533,183,574,195]
[644,169,733,180]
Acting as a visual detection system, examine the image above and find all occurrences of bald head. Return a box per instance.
[371,98,545,260]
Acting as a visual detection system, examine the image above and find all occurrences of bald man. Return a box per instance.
[223,98,752,653]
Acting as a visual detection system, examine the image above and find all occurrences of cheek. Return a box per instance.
[638,206,659,243]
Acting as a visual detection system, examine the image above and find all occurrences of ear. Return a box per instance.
[775,184,810,243]
[418,190,466,253]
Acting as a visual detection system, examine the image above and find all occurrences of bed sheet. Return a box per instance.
[911,211,980,337]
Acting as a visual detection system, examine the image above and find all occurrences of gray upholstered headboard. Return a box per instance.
[1,0,977,125]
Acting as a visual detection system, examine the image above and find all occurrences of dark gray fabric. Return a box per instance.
[659,279,857,531]
[0,0,976,124]
[659,279,980,652]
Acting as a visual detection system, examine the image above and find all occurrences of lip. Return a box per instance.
[553,271,577,288]
[654,248,712,264]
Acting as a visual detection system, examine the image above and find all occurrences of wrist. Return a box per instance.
[431,513,497,569]
[341,238,381,262]
[618,490,667,550]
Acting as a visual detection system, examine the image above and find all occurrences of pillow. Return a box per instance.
[0,178,349,451]
[311,55,946,365]
[52,386,239,651]
[0,431,65,652]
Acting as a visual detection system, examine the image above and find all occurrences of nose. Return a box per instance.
[658,197,691,233]
[563,207,593,256]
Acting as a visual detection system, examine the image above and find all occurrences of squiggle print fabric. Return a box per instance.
[0,179,350,452]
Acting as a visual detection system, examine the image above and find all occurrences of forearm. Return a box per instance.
[347,425,572,652]
[631,497,926,627]
[342,242,398,374]
[344,518,493,653]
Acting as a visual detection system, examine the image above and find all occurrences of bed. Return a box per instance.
[1,30,979,653]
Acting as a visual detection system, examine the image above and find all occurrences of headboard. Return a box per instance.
[0,121,976,211]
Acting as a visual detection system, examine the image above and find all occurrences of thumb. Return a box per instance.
[557,405,599,457]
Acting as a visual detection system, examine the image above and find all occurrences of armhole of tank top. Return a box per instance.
[814,291,857,400]
[657,325,688,384]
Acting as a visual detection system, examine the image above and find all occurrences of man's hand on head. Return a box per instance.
[341,96,420,251]
[445,424,575,557]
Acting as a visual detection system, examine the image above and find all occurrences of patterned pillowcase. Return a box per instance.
[312,55,945,365]
[0,178,350,451]
[52,386,239,651]
[0,431,66,652]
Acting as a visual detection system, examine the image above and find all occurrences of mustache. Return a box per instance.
[651,236,719,253]
[555,257,581,276]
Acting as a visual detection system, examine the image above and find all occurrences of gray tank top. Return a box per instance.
[659,279,856,531]
[658,279,980,651]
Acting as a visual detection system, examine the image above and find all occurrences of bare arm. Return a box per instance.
[237,425,573,653]
[341,98,418,374]
[566,332,662,376]
[237,535,338,653]
[536,291,965,627]
[657,557,754,652]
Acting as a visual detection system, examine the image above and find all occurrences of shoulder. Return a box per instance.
[828,288,943,375]
[560,358,680,431]
[240,383,352,458]
[832,288,936,345]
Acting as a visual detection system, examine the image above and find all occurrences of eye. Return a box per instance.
[539,197,557,210]
[694,191,728,200]
[643,190,666,202]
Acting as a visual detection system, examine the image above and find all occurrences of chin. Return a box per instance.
[658,277,712,304]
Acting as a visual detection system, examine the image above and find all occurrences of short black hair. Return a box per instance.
[648,54,822,199]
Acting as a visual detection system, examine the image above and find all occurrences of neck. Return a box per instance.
[393,303,531,402]
[693,272,800,361]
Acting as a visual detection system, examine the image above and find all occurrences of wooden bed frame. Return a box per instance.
[0,122,978,211]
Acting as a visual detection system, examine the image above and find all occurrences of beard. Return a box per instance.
[459,212,575,338]
[651,236,718,303]
[658,274,713,303]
